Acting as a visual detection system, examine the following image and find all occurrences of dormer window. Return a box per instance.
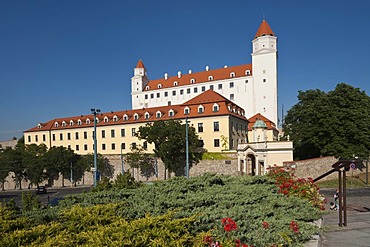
[144,112,150,119]
[134,113,139,120]
[230,72,235,78]
[184,107,190,115]
[173,81,178,86]
[156,111,162,118]
[145,86,150,90]
[54,122,59,127]
[86,119,91,125]
[190,78,195,84]
[62,121,66,127]
[198,105,204,114]
[123,114,128,121]
[158,84,162,89]
[213,103,219,112]
[77,119,82,125]
[104,117,109,123]
[70,120,74,126]
[245,70,251,76]
[37,123,42,129]
[208,76,213,81]
[168,109,174,117]
[113,115,118,122]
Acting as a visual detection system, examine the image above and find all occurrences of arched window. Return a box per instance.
[198,105,204,114]
[173,81,178,86]
[37,123,42,129]
[123,115,128,121]
[144,112,150,119]
[158,84,162,89]
[190,78,195,84]
[77,119,82,126]
[86,119,91,125]
[104,117,109,123]
[245,70,250,76]
[134,113,139,120]
[184,107,190,115]
[62,121,66,127]
[168,109,174,117]
[213,103,219,112]
[156,111,162,118]
[54,122,59,128]
[70,120,74,126]
[145,86,150,90]
[208,76,213,81]
[113,115,118,122]
[230,72,235,78]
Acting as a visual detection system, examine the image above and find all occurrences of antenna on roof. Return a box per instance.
[263,13,266,20]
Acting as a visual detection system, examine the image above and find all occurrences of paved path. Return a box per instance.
[320,187,370,247]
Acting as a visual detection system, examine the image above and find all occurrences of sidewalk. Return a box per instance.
[321,210,370,246]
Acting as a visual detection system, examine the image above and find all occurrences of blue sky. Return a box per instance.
[1,0,369,141]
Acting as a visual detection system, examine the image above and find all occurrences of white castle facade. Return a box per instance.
[131,20,278,126]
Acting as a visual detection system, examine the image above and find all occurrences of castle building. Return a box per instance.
[131,20,278,126]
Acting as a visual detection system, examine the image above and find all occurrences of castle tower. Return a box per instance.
[131,59,149,109]
[251,20,278,125]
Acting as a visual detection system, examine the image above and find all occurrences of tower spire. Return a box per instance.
[254,19,275,39]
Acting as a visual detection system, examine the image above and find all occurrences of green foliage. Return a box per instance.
[80,153,115,179]
[202,152,230,160]
[114,171,141,189]
[21,191,41,212]
[137,120,204,176]
[125,146,157,179]
[92,176,112,192]
[284,83,370,160]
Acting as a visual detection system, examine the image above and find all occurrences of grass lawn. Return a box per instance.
[316,172,370,188]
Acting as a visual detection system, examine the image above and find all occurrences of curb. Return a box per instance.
[304,218,323,247]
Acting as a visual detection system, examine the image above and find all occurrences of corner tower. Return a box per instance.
[131,59,149,109]
[251,20,278,125]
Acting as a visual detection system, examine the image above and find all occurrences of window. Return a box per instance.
[134,114,139,120]
[75,132,79,140]
[198,105,204,114]
[113,116,118,122]
[131,142,137,149]
[190,78,195,84]
[245,80,248,83]
[246,70,250,75]
[35,135,38,142]
[52,134,56,141]
[111,143,116,150]
[28,136,31,142]
[102,143,106,150]
[173,82,177,86]
[169,110,174,117]
[172,90,176,96]
[201,86,205,92]
[156,112,161,118]
[213,104,219,112]
[208,76,213,81]
[54,122,59,127]
[102,130,106,138]
[70,120,74,126]
[84,144,88,151]
[230,72,235,78]
[214,121,219,131]
[121,128,125,137]
[77,120,82,125]
[76,145,79,151]
[123,115,128,121]
[168,101,171,106]
[198,123,203,132]
[86,119,90,124]
[229,82,234,88]
[210,85,214,90]
[230,94,234,100]
[67,133,71,140]
[158,84,163,88]
[194,87,198,93]
[84,131,87,139]
[164,92,168,97]
[104,117,108,123]
[60,133,63,141]
[218,84,222,90]
[157,92,160,98]
[184,108,190,115]
[145,86,150,90]
[263,79,266,82]
[151,93,154,99]
[111,129,115,138]
[180,89,184,95]
[121,143,125,150]
[143,141,148,150]
[132,128,136,136]
[43,134,46,142]
[214,139,220,147]
[187,88,191,94]
[68,145,71,150]
[145,113,150,119]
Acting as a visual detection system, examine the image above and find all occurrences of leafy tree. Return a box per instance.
[8,139,25,190]
[284,83,370,160]
[21,191,40,211]
[78,153,115,181]
[125,146,157,180]
[23,144,47,186]
[0,147,11,191]
[137,120,204,177]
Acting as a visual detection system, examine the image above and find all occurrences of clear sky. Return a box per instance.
[1,0,369,141]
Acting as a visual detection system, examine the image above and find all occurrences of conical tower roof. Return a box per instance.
[136,59,145,69]
[254,20,275,39]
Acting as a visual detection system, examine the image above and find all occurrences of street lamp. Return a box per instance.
[91,108,101,187]
[120,144,125,174]
[185,117,189,178]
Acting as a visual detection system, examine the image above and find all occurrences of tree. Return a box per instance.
[23,144,47,186]
[137,120,204,177]
[8,138,26,189]
[0,146,11,191]
[125,145,156,180]
[284,83,370,160]
[78,153,115,180]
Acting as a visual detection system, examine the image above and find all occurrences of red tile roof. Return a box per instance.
[254,20,275,39]
[248,113,277,130]
[25,90,248,133]
[144,64,252,91]
[136,59,145,69]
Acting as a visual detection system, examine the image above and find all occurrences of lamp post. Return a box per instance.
[120,145,124,174]
[91,108,100,187]
[185,117,189,178]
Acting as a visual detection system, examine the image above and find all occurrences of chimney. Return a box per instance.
[164,73,168,80]
[177,71,182,78]
[188,69,192,74]
[206,65,209,71]
[224,65,228,68]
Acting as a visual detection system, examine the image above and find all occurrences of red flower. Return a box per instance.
[221,217,238,232]
[290,220,299,234]
[262,221,269,229]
